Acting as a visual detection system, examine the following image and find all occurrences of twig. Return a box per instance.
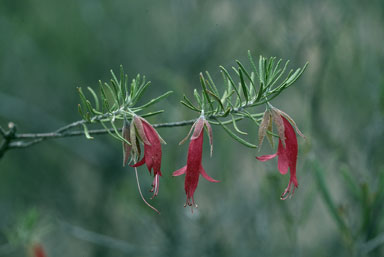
[0,101,263,159]
[0,123,17,159]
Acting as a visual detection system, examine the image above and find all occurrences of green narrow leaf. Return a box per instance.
[130,78,137,100]
[231,114,247,135]
[99,80,106,96]
[111,69,122,98]
[102,98,110,112]
[256,56,265,101]
[110,79,121,104]
[104,82,119,106]
[206,89,224,111]
[238,68,249,102]
[77,87,88,110]
[110,69,119,86]
[200,73,214,112]
[85,100,96,116]
[220,90,228,104]
[285,68,301,85]
[220,107,231,117]
[136,91,173,109]
[249,72,255,97]
[268,59,282,85]
[231,66,239,76]
[100,121,121,141]
[265,57,275,84]
[259,55,265,84]
[110,119,130,145]
[180,100,200,112]
[124,74,129,102]
[284,63,308,87]
[236,60,256,93]
[119,65,124,95]
[131,81,151,105]
[193,89,202,107]
[205,71,219,96]
[215,118,257,148]
[270,60,289,89]
[85,112,91,122]
[82,124,94,139]
[87,87,100,111]
[220,66,242,100]
[141,110,164,118]
[183,95,200,111]
[247,50,260,80]
[78,104,85,119]
[241,109,259,125]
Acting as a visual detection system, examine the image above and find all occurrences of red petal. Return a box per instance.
[281,116,298,176]
[142,119,162,176]
[131,157,145,167]
[200,166,219,182]
[256,153,277,161]
[173,165,187,176]
[33,245,47,257]
[277,139,289,174]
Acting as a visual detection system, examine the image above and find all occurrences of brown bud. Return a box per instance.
[130,121,140,161]
[271,108,286,148]
[276,109,306,139]
[258,110,271,150]
[122,121,131,166]
[266,115,274,148]
[133,116,151,145]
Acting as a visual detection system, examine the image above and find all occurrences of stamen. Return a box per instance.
[280,181,294,200]
[134,167,160,214]
[150,175,159,199]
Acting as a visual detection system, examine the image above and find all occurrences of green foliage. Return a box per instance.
[180,52,307,147]
[77,66,172,144]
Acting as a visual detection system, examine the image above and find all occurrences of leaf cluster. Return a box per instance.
[181,51,307,148]
[77,65,172,141]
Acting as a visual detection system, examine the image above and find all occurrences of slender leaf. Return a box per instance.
[141,110,165,118]
[238,68,249,102]
[82,124,94,139]
[193,89,202,107]
[132,81,151,105]
[205,71,219,95]
[231,114,247,135]
[87,87,100,111]
[215,118,257,148]
[236,60,256,93]
[206,89,224,111]
[180,101,200,112]
[220,66,242,100]
[247,50,260,80]
[136,91,173,109]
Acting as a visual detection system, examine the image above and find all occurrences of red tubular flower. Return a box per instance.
[33,244,47,257]
[173,116,219,208]
[131,116,163,197]
[256,115,298,200]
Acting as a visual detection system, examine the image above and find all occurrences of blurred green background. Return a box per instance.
[1,0,384,256]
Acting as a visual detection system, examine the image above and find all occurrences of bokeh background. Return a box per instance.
[1,0,384,256]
